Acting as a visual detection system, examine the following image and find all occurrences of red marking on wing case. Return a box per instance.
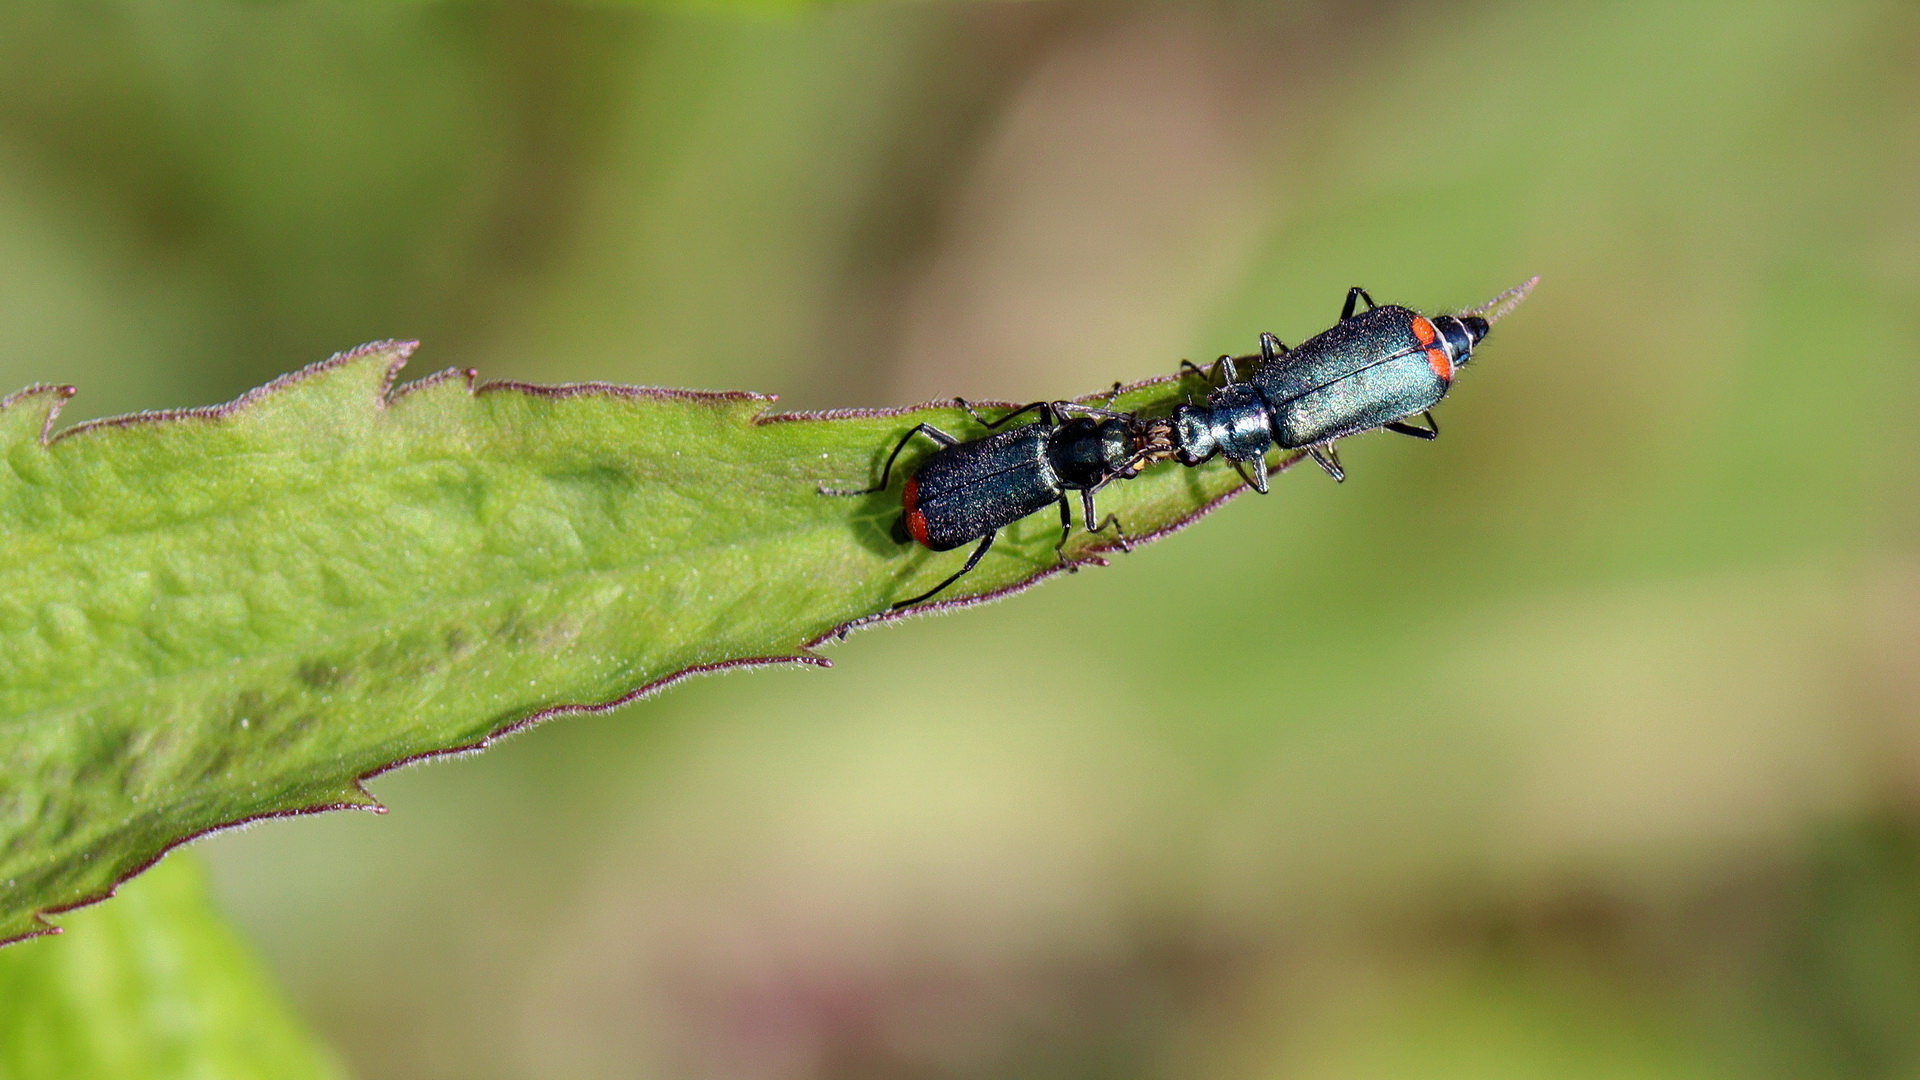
[902,475,932,547]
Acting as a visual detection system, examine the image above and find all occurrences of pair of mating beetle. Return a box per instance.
[827,282,1529,609]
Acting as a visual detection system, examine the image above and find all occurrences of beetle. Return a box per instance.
[821,399,1167,609]
[827,279,1533,611]
[1169,283,1519,487]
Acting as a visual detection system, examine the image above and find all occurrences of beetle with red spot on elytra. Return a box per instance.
[1170,280,1535,488]
[823,279,1536,610]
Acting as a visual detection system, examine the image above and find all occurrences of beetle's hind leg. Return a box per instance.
[891,532,996,609]
[819,423,959,496]
[1384,411,1440,440]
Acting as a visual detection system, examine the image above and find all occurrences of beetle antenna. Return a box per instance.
[1464,276,1539,324]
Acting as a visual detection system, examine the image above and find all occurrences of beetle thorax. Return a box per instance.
[1206,383,1276,462]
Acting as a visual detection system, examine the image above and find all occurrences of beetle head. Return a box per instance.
[1433,314,1489,369]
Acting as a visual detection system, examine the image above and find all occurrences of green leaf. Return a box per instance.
[0,343,1275,943]
[0,850,346,1079]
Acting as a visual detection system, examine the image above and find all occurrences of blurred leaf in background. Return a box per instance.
[0,851,346,1080]
[0,0,1916,1078]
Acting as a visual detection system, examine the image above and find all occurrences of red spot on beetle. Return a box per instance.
[1411,315,1438,346]
[1426,347,1453,381]
[902,476,932,546]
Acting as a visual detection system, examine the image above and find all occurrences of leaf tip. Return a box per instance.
[329,338,418,365]
[390,364,480,406]
[335,339,417,405]
[0,916,63,949]
[0,383,75,447]
[212,339,420,425]
[336,782,386,814]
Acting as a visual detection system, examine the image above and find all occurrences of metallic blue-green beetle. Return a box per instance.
[821,400,1158,609]
[1170,286,1496,486]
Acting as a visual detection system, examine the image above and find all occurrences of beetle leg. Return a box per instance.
[1179,358,1230,390]
[820,423,958,495]
[1057,402,1132,420]
[1385,411,1440,440]
[891,532,996,609]
[1232,455,1270,494]
[1055,496,1075,564]
[1259,332,1289,364]
[1340,286,1376,321]
[1309,445,1345,482]
[1182,356,1241,389]
[1081,488,1131,550]
[958,398,1051,430]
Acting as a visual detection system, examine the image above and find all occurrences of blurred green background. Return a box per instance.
[3,0,1917,1077]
